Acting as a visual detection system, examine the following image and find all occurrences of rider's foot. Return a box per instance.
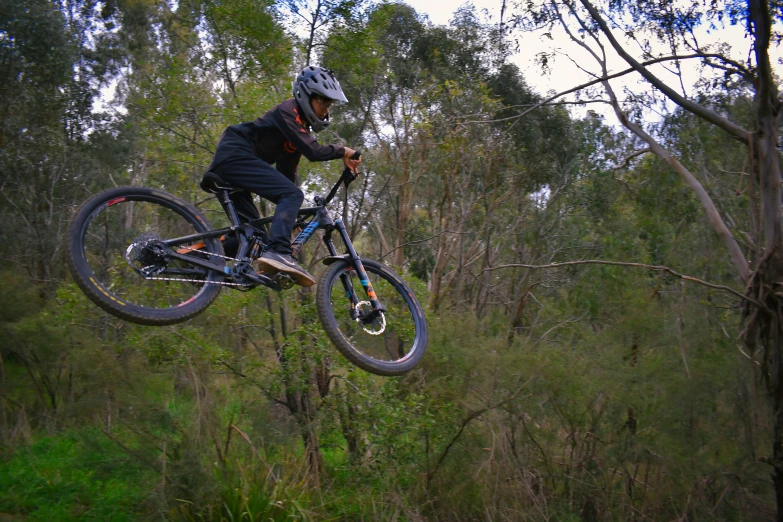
[256,251,315,287]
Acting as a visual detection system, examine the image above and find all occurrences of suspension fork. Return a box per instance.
[325,219,385,319]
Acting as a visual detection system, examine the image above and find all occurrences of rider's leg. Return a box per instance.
[213,158,303,251]
[211,155,314,286]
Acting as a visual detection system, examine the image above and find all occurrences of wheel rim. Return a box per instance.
[77,195,219,311]
[326,264,423,365]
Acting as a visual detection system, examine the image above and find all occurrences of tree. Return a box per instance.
[513,0,783,515]
[0,0,123,289]
[281,0,364,64]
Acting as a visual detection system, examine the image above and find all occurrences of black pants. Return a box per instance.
[209,134,303,255]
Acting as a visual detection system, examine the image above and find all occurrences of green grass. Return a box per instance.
[0,428,156,521]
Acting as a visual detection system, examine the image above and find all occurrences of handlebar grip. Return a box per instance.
[350,150,361,160]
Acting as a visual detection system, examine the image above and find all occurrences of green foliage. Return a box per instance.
[173,456,313,522]
[0,0,778,519]
[0,429,156,520]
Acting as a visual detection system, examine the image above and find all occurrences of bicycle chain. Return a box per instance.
[141,272,250,287]
[135,245,381,324]
[137,244,251,287]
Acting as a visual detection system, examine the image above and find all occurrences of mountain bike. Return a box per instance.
[66,161,428,376]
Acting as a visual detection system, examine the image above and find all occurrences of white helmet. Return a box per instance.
[292,66,349,133]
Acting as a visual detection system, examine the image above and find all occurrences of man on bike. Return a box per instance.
[204,66,361,287]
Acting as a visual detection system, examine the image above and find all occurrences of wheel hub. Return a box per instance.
[356,301,386,335]
[126,233,168,277]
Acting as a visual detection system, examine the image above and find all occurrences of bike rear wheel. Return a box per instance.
[67,186,224,326]
[316,259,428,376]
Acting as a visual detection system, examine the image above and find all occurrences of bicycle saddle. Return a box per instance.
[200,171,233,194]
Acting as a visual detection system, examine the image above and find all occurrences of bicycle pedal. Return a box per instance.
[273,272,296,289]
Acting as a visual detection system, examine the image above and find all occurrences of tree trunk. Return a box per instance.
[298,394,323,476]
[266,293,324,474]
[507,281,530,346]
[429,162,459,310]
[747,1,783,518]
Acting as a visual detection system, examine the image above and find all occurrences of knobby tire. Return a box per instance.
[67,186,223,326]
[316,259,428,376]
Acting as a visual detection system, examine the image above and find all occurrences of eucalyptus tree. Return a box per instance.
[113,0,292,190]
[0,0,123,288]
[281,0,367,65]
[513,0,783,515]
[323,3,582,324]
[322,3,433,268]
[325,4,506,269]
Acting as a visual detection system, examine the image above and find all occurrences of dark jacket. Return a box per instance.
[209,98,345,180]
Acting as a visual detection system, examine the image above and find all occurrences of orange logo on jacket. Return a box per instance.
[293,108,307,133]
[283,141,297,154]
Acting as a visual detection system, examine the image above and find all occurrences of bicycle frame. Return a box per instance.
[159,169,385,317]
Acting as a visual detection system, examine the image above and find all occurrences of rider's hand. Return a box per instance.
[343,147,361,174]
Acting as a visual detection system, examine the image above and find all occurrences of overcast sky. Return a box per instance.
[401,0,586,96]
[400,0,782,123]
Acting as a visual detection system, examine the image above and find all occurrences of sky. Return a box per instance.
[401,0,584,96]
[400,0,782,122]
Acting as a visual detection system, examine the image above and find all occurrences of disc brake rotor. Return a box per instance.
[356,301,386,335]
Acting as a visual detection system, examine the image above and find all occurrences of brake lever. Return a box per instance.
[344,150,361,185]
[343,167,358,184]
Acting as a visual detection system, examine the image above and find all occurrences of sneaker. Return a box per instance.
[256,251,316,287]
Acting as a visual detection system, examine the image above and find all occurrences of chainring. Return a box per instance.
[231,260,258,287]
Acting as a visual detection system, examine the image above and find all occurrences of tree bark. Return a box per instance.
[747,1,783,518]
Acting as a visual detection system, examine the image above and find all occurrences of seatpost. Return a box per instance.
[218,189,241,226]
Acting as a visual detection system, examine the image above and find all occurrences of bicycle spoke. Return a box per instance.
[81,199,213,308]
[327,265,418,364]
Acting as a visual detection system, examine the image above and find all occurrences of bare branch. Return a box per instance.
[482,259,757,306]
[612,148,652,170]
[426,378,532,486]
[578,0,750,144]
[459,53,741,126]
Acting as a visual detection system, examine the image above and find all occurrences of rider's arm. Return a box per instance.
[274,100,345,162]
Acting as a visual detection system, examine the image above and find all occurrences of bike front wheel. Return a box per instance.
[67,186,224,326]
[316,259,428,376]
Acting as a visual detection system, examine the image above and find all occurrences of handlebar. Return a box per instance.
[319,150,362,206]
